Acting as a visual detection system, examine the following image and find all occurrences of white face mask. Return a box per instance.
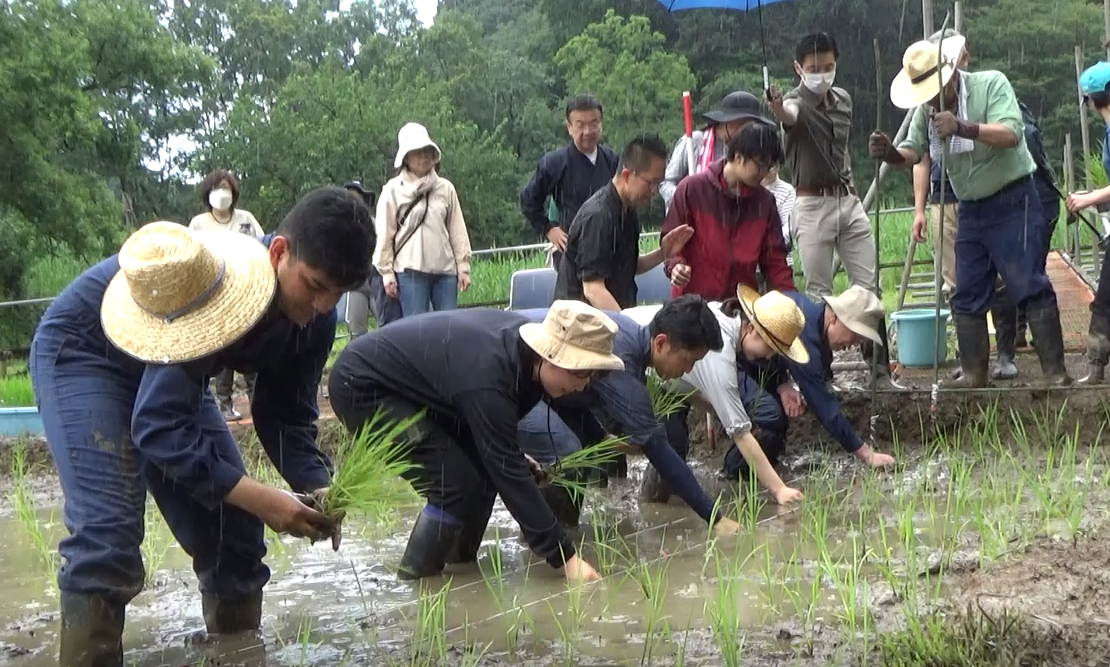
[209,188,233,211]
[801,69,836,95]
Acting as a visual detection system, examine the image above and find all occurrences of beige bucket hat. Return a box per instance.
[520,300,625,373]
[394,122,442,169]
[890,35,967,109]
[101,221,276,364]
[736,284,810,364]
[823,286,885,346]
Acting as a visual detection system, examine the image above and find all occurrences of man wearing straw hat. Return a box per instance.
[30,187,372,665]
[623,287,814,502]
[515,294,743,536]
[869,35,1072,388]
[327,300,628,584]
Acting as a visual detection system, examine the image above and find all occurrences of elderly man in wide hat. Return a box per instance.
[30,187,373,666]
[869,36,1071,388]
[661,90,774,211]
[328,300,626,584]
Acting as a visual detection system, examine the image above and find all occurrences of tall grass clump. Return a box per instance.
[0,374,35,406]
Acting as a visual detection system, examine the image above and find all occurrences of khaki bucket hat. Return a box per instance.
[101,221,276,364]
[519,300,625,373]
[823,286,885,345]
[736,284,810,364]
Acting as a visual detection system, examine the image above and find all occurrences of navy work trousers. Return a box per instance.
[954,177,1057,316]
[30,328,268,606]
[721,366,788,479]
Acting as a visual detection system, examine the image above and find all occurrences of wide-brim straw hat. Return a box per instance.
[101,221,276,364]
[736,284,810,365]
[520,299,625,373]
[823,286,885,346]
[890,35,967,109]
[394,122,442,169]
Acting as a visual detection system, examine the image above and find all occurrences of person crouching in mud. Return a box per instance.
[31,187,371,667]
[515,294,743,537]
[625,286,811,504]
[327,300,626,583]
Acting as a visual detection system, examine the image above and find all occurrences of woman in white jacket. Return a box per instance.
[375,123,473,317]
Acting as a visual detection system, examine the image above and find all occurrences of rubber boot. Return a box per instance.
[638,465,671,504]
[990,291,1019,380]
[860,315,906,389]
[397,509,462,581]
[1024,297,1073,387]
[444,492,495,566]
[201,591,263,634]
[1079,312,1110,384]
[943,313,991,389]
[1015,305,1030,349]
[59,591,125,667]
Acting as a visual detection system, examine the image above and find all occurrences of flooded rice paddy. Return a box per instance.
[2,398,1110,666]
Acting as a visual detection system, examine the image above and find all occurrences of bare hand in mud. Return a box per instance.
[295,488,345,551]
[866,451,897,469]
[712,517,741,537]
[777,385,805,418]
[774,486,804,505]
[563,554,601,583]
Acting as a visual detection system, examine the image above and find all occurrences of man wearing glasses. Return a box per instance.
[554,133,693,311]
[661,122,796,302]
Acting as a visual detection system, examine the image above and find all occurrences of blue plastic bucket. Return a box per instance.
[890,308,951,368]
[0,407,44,437]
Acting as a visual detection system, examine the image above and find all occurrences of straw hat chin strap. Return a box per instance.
[138,258,227,324]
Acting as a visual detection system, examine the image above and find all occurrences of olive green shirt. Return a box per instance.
[783,85,854,190]
[900,70,1035,202]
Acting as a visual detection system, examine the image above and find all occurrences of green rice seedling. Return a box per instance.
[819,537,869,647]
[631,558,671,665]
[478,527,527,657]
[412,578,452,666]
[140,502,174,586]
[704,545,747,667]
[546,560,590,666]
[544,435,630,493]
[324,410,421,522]
[740,468,765,532]
[9,440,55,572]
[587,504,629,576]
[645,373,695,418]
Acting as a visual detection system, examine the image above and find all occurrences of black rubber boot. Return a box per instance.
[1025,296,1073,387]
[1015,305,1030,349]
[638,465,671,504]
[397,510,462,581]
[444,492,495,566]
[861,315,906,389]
[59,591,125,667]
[540,482,582,529]
[943,313,991,389]
[201,590,263,634]
[1079,312,1110,384]
[990,291,1019,380]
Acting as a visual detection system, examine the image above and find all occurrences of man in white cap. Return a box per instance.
[869,36,1071,389]
[780,288,898,468]
[30,187,374,665]
[328,300,626,584]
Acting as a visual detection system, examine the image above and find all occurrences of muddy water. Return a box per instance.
[0,455,971,667]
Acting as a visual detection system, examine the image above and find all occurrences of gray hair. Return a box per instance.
[927,28,963,44]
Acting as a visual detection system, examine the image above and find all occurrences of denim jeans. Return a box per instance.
[397,270,458,317]
[30,325,269,605]
[721,367,788,479]
[517,403,586,465]
[954,177,1056,316]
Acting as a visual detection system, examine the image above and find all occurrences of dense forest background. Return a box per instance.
[1,0,1107,326]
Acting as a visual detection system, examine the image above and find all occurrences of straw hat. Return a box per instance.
[823,286,885,345]
[520,300,625,373]
[890,35,968,109]
[736,285,810,364]
[394,122,442,169]
[101,221,276,364]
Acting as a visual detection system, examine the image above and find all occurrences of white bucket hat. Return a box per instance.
[823,286,885,346]
[519,300,625,373]
[890,35,967,109]
[736,284,810,364]
[101,221,276,364]
[394,122,442,169]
